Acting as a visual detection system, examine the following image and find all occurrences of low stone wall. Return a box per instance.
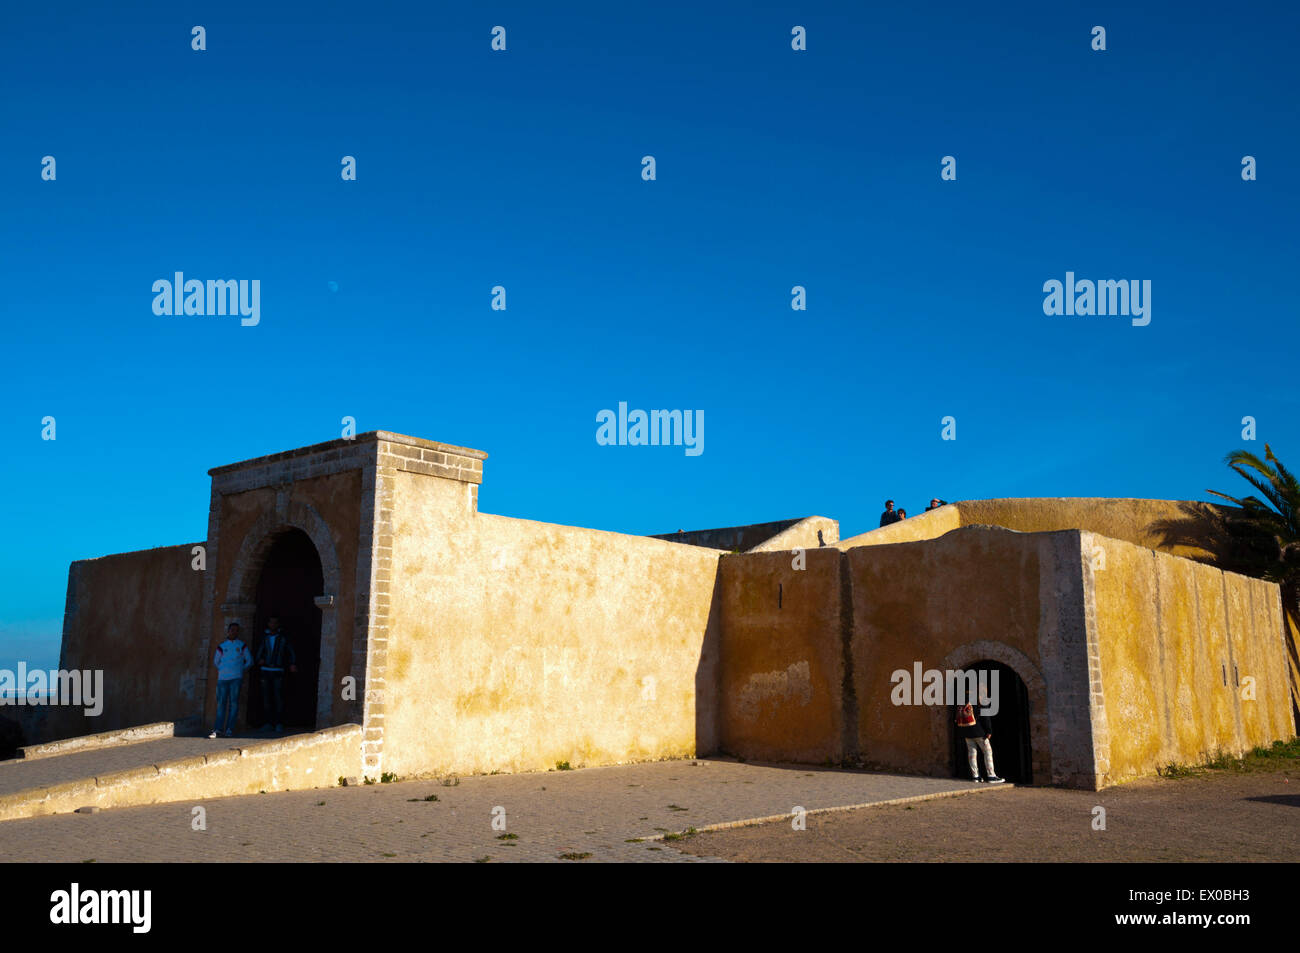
[17,722,173,761]
[0,724,361,821]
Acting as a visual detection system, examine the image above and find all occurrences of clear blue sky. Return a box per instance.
[2,1,1297,671]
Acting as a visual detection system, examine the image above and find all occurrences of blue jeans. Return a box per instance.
[260,672,285,726]
[215,678,241,734]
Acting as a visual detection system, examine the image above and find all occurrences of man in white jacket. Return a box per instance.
[209,622,253,738]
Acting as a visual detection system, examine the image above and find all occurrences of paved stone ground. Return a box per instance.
[0,729,309,797]
[675,765,1300,862]
[0,758,988,862]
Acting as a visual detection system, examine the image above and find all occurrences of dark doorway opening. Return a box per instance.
[949,660,1032,784]
[247,529,323,731]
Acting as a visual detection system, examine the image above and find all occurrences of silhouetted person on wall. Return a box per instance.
[256,616,297,732]
[879,500,902,527]
[956,702,1004,783]
[926,498,949,512]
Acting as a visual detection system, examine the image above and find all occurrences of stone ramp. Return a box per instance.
[0,725,362,821]
[0,737,217,797]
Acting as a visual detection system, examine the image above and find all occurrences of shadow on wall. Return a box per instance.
[695,565,725,757]
[1149,501,1281,578]
[1150,501,1300,729]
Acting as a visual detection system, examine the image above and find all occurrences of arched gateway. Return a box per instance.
[218,500,342,731]
[931,641,1049,784]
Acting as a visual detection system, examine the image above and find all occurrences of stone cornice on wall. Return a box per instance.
[207,432,487,496]
[208,431,487,477]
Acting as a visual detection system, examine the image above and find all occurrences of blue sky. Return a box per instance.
[2,1,1297,671]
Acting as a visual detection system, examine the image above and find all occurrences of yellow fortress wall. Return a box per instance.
[380,465,724,778]
[54,543,208,739]
[845,528,1095,786]
[720,524,1294,789]
[46,433,1297,792]
[1086,531,1291,783]
[717,547,845,764]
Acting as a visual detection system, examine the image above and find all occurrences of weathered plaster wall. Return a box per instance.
[51,543,207,741]
[845,528,1097,786]
[719,528,1111,787]
[1087,532,1293,784]
[717,547,844,763]
[381,468,724,778]
[1287,611,1300,718]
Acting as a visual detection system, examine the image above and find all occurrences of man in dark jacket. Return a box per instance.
[879,500,902,527]
[255,616,297,732]
[955,702,1004,783]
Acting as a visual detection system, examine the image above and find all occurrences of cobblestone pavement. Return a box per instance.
[0,758,990,862]
[675,766,1300,862]
[0,730,310,797]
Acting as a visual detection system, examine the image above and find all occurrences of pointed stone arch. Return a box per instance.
[221,497,342,729]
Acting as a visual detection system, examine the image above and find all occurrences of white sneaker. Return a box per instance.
[207,730,218,739]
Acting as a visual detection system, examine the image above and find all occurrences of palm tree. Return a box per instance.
[1206,443,1300,613]
[1208,444,1300,729]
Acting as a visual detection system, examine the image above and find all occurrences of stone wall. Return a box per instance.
[845,528,1097,787]
[379,465,724,779]
[717,547,844,763]
[719,527,1099,786]
[1087,532,1294,784]
[50,543,207,742]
